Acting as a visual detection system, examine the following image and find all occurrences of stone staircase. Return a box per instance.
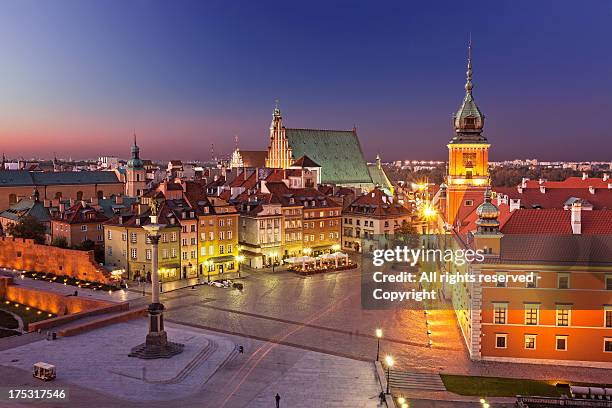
[388,369,446,391]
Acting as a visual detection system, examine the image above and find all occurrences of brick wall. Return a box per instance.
[0,237,111,283]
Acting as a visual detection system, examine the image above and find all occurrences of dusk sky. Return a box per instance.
[0,0,611,162]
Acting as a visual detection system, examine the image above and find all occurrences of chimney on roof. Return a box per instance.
[135,218,141,226]
[517,186,523,194]
[608,183,612,189]
[521,178,528,188]
[571,201,581,234]
[589,186,596,194]
[539,186,546,194]
[538,178,545,184]
[509,198,520,212]
[604,173,609,181]
[582,172,588,180]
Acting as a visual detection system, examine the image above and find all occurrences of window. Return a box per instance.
[219,231,225,240]
[171,248,177,258]
[130,232,137,243]
[219,219,224,227]
[200,247,206,256]
[182,252,188,260]
[208,245,214,255]
[525,304,539,325]
[493,303,507,324]
[319,233,324,241]
[146,249,152,260]
[161,233,168,243]
[209,231,214,240]
[219,245,224,254]
[182,238,187,246]
[228,231,232,240]
[605,307,612,328]
[556,305,571,327]
[228,244,232,253]
[524,335,536,350]
[170,232,177,242]
[191,238,196,245]
[606,275,612,290]
[496,272,507,288]
[162,249,168,259]
[465,200,474,206]
[526,272,538,288]
[555,335,568,351]
[81,225,87,232]
[190,225,196,232]
[107,230,112,240]
[130,248,137,259]
[557,273,570,289]
[495,334,507,349]
[605,338,612,353]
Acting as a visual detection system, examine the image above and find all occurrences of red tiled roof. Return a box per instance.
[494,186,612,210]
[501,209,612,235]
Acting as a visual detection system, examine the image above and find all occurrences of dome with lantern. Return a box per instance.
[476,188,500,233]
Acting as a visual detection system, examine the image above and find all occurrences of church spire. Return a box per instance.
[451,38,486,141]
[465,38,473,95]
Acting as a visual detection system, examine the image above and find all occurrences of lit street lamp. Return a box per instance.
[375,328,383,361]
[385,355,394,394]
[236,255,245,278]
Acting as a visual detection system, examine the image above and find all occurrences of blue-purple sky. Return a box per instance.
[1,0,611,162]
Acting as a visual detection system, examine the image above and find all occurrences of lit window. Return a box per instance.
[493,303,507,324]
[606,275,612,290]
[556,305,571,327]
[524,335,536,350]
[605,307,612,328]
[525,304,539,325]
[495,334,507,349]
[555,335,568,351]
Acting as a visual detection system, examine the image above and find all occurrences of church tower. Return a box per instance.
[446,41,490,228]
[126,134,146,197]
[265,101,294,169]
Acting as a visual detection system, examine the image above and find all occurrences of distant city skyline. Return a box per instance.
[0,0,611,161]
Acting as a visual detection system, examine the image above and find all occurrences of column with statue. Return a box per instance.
[129,200,184,358]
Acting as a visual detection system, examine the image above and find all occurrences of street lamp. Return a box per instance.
[236,255,245,278]
[204,260,211,282]
[375,328,383,361]
[385,355,394,394]
[271,251,278,272]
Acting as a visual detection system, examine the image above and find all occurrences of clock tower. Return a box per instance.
[446,42,490,228]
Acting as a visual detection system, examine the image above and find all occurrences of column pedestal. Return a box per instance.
[129,226,183,359]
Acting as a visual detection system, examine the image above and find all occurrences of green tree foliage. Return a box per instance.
[51,236,68,248]
[7,216,46,244]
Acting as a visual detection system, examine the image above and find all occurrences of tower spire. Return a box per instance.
[465,35,473,94]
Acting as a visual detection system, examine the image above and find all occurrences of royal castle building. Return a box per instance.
[438,44,612,368]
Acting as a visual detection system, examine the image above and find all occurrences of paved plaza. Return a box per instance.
[0,265,610,408]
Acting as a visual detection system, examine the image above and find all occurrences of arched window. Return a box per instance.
[8,194,17,205]
[76,191,83,200]
[54,191,62,199]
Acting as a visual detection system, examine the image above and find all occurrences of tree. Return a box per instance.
[51,236,68,248]
[7,216,46,244]
[394,219,420,248]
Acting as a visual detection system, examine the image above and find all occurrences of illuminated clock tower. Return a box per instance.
[446,42,490,228]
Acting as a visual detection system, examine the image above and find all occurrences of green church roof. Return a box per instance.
[285,128,372,186]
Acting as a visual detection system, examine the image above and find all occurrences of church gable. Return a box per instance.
[285,128,372,186]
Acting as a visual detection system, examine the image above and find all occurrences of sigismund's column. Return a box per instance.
[129,202,184,359]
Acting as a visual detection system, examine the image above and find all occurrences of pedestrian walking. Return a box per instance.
[275,393,281,408]
[379,391,385,405]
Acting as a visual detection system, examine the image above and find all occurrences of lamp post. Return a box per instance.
[129,206,184,359]
[385,355,394,394]
[271,251,278,272]
[236,255,244,278]
[375,328,383,361]
[205,260,211,282]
